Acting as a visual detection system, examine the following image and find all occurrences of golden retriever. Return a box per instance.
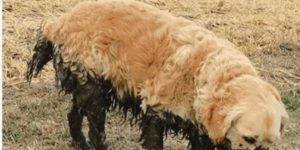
[32,0,289,149]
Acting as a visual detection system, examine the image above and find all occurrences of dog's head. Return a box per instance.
[200,75,289,149]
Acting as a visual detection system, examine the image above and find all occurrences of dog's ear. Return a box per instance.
[263,82,289,131]
[263,82,281,102]
[201,101,227,144]
[278,98,289,133]
[201,88,240,144]
[280,107,289,132]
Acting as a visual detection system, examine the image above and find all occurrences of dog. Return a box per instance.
[26,0,289,149]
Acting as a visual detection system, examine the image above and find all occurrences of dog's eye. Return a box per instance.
[243,136,256,144]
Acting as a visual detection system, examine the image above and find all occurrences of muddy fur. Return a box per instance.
[141,109,232,150]
[140,109,164,150]
[26,29,53,83]
[26,30,233,150]
[51,40,142,149]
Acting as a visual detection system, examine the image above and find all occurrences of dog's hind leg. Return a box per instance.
[68,103,91,150]
[86,99,107,150]
[85,82,108,150]
[140,109,164,150]
[53,57,91,149]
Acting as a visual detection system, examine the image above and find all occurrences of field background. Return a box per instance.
[3,0,300,149]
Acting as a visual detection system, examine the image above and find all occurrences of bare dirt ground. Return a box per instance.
[3,0,300,149]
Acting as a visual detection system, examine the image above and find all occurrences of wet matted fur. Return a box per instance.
[26,0,288,150]
[26,34,224,150]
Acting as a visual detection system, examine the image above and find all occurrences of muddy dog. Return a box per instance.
[26,0,288,150]
[26,29,228,150]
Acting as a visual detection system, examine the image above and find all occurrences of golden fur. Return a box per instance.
[42,0,288,148]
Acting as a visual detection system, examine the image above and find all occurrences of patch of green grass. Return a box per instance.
[282,92,300,111]
[3,119,22,143]
[282,92,300,119]
[3,110,43,144]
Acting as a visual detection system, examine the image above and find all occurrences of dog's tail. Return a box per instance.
[26,23,54,83]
